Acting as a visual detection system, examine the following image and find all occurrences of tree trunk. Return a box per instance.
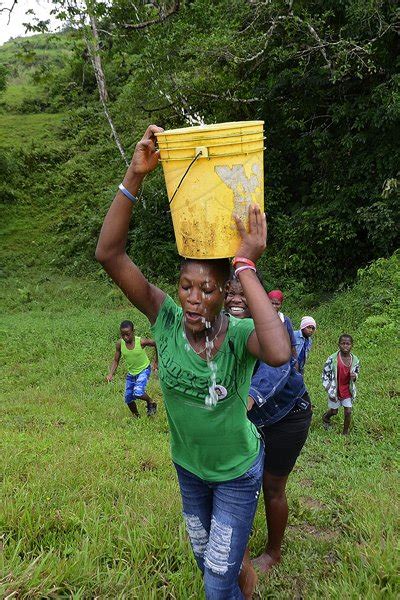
[86,11,129,166]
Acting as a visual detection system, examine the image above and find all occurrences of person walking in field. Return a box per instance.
[267,290,297,360]
[225,276,312,576]
[322,334,360,435]
[106,320,157,417]
[96,124,291,599]
[293,316,316,373]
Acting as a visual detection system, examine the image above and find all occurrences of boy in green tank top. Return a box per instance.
[106,320,157,417]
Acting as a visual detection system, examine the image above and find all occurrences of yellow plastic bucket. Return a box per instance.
[155,121,264,259]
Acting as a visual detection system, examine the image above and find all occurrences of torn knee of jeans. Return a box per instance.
[204,517,233,575]
[183,513,209,558]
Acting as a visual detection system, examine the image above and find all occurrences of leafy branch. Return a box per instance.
[122,0,180,30]
[0,0,18,25]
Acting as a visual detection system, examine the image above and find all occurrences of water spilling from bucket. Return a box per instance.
[182,315,221,408]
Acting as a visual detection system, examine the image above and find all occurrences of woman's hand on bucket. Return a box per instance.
[129,125,164,176]
[234,205,267,264]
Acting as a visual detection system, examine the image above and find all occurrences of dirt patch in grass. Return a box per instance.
[324,550,338,564]
[288,523,339,542]
[302,496,326,510]
[140,459,157,471]
[299,478,314,488]
[292,576,306,599]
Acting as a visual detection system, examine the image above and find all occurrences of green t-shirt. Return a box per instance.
[121,337,150,375]
[151,295,260,482]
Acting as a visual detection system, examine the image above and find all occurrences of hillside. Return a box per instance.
[0,33,74,112]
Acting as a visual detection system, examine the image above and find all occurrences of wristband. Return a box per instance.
[232,256,256,269]
[118,183,138,203]
[235,265,256,277]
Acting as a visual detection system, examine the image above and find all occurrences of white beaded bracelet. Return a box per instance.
[235,265,256,277]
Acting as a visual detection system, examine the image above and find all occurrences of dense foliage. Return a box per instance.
[1,0,399,289]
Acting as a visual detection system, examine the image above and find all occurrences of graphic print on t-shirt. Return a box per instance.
[156,332,246,404]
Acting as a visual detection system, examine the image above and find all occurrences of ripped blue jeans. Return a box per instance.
[174,446,264,600]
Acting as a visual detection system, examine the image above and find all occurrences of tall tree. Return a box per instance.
[84,4,128,165]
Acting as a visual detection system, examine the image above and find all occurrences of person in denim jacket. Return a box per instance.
[293,316,316,373]
[225,276,312,575]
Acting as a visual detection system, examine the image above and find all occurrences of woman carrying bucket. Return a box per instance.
[96,125,290,599]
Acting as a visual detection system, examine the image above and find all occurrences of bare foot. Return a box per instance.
[239,548,258,599]
[253,552,281,574]
[322,416,332,430]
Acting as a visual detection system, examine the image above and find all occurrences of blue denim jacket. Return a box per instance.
[247,359,307,428]
[294,330,313,373]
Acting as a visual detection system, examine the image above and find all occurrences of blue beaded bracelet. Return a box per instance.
[118,183,138,203]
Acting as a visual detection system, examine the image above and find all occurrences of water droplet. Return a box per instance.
[203,337,219,407]
[205,339,214,350]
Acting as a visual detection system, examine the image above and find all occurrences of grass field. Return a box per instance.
[1,259,398,598]
[0,113,65,148]
[0,33,73,112]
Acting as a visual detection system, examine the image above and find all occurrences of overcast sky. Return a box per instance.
[0,0,59,46]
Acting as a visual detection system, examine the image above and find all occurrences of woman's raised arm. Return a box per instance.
[234,207,291,366]
[95,125,166,325]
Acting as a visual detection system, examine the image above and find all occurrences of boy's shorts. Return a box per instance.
[124,366,151,404]
[328,397,352,409]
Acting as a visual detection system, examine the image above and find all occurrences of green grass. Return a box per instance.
[1,260,398,598]
[0,34,73,64]
[0,32,73,112]
[0,113,65,148]
[0,111,69,277]
[1,82,39,110]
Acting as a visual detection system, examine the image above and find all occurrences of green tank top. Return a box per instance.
[151,295,260,482]
[121,337,150,375]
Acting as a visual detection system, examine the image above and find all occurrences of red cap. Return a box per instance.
[268,290,284,302]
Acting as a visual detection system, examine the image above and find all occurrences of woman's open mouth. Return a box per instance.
[185,311,203,324]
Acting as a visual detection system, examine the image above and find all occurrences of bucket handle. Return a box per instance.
[160,146,265,162]
[168,150,203,204]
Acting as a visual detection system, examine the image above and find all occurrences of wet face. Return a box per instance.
[269,297,282,312]
[120,326,134,344]
[302,325,315,338]
[339,337,352,355]
[224,280,251,319]
[178,261,225,333]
